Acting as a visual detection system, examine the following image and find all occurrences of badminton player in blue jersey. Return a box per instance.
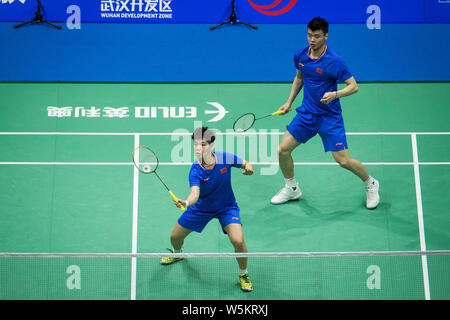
[160,127,255,292]
[271,17,380,209]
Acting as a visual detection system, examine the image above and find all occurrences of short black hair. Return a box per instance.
[192,126,216,144]
[307,17,329,35]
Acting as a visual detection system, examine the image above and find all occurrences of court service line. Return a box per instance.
[411,134,430,300]
[0,131,449,136]
[130,134,139,301]
[1,162,449,166]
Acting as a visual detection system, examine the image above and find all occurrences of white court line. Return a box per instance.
[0,132,136,136]
[411,134,430,300]
[130,134,139,301]
[1,162,450,166]
[0,162,134,165]
[1,131,450,136]
[419,162,450,165]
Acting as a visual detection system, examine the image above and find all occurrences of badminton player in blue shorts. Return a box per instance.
[160,127,255,292]
[271,17,380,209]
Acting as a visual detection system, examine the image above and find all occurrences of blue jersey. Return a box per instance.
[294,46,353,115]
[188,151,243,213]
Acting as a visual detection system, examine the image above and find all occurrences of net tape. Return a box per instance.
[1,250,450,259]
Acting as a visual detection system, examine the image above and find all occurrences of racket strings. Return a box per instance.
[132,145,185,211]
[133,146,159,173]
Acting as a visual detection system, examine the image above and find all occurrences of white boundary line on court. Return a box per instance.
[411,134,430,300]
[0,131,450,136]
[1,162,450,166]
[130,134,139,301]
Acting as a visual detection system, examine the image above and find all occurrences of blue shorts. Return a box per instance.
[287,106,348,152]
[177,204,241,234]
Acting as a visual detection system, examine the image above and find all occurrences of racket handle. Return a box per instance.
[271,107,292,116]
[169,190,185,211]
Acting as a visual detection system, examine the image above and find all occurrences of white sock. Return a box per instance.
[240,268,248,275]
[284,177,298,190]
[364,176,375,187]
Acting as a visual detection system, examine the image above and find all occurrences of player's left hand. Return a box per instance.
[320,91,337,104]
[242,162,254,175]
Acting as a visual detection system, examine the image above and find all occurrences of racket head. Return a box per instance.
[233,113,256,132]
[132,146,159,174]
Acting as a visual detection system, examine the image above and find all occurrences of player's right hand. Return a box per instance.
[174,199,186,209]
[278,103,291,114]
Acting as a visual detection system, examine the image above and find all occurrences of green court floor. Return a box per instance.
[0,82,449,300]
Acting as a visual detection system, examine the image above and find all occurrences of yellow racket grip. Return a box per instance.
[271,107,292,116]
[168,190,185,211]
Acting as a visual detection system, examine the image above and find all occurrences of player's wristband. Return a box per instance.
[185,200,189,208]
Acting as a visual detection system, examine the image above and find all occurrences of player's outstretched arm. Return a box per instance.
[174,186,200,209]
[241,160,254,176]
[321,76,359,104]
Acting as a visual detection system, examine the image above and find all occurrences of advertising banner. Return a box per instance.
[0,0,441,24]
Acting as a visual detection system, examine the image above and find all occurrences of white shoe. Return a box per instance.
[270,185,302,205]
[365,178,380,209]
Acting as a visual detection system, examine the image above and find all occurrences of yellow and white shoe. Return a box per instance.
[238,273,253,292]
[160,248,184,265]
